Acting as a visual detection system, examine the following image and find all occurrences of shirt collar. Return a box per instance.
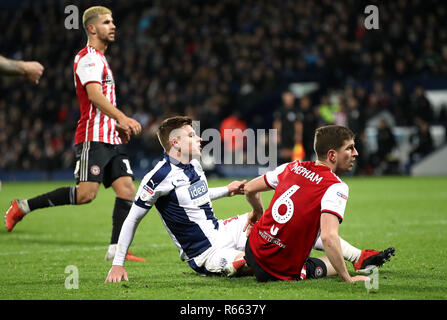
[164,152,190,169]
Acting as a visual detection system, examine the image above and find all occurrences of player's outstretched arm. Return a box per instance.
[105,265,129,283]
[227,179,246,196]
[244,176,269,215]
[0,55,44,83]
[243,176,270,234]
[20,61,44,84]
[208,180,246,201]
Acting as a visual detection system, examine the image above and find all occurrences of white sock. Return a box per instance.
[339,237,362,263]
[18,199,31,214]
[313,236,362,263]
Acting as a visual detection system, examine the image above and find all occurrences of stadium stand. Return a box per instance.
[1,0,446,179]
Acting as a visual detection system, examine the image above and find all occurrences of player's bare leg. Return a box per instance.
[76,181,100,204]
[111,176,135,201]
[317,256,337,276]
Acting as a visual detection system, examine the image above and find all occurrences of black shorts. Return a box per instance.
[74,141,134,188]
[245,238,327,282]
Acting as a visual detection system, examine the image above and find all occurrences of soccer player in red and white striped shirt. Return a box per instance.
[5,6,144,262]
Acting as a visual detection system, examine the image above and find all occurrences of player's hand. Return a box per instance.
[243,210,262,236]
[243,220,254,237]
[119,116,142,136]
[20,61,44,84]
[105,265,129,283]
[116,123,131,144]
[348,275,370,283]
[227,180,246,196]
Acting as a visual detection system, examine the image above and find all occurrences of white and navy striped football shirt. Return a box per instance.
[113,153,228,266]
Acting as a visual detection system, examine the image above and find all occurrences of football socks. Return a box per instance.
[26,186,77,213]
[313,236,362,263]
[110,197,133,245]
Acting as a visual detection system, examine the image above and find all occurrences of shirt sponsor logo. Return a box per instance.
[188,180,208,200]
[223,216,238,226]
[336,192,348,200]
[258,230,286,249]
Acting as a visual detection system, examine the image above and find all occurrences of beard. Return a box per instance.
[98,31,115,44]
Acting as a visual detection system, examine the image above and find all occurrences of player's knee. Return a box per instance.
[76,189,97,204]
[304,258,327,280]
[125,183,136,199]
[115,182,135,200]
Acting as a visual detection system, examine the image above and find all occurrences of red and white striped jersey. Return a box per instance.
[73,45,121,145]
[249,160,350,281]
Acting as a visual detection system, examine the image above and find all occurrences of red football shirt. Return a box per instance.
[73,45,121,145]
[249,160,350,280]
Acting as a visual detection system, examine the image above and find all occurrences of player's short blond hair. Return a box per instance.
[82,6,112,32]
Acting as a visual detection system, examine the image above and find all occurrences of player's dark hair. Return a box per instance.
[314,125,355,160]
[157,116,193,151]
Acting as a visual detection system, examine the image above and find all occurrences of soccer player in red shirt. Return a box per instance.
[244,125,394,282]
[4,6,144,261]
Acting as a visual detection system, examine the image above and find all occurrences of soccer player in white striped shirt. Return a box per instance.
[106,116,250,282]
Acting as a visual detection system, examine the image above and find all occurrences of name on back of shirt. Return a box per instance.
[290,163,323,184]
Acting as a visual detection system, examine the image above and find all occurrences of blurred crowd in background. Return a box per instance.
[1,0,447,175]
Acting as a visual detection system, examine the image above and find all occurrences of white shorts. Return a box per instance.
[187,212,249,275]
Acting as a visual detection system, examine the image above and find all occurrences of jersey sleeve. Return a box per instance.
[112,203,148,266]
[320,182,349,223]
[264,162,289,189]
[134,164,173,209]
[75,53,104,86]
[209,186,229,200]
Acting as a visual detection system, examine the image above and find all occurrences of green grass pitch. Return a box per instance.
[0,176,446,300]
